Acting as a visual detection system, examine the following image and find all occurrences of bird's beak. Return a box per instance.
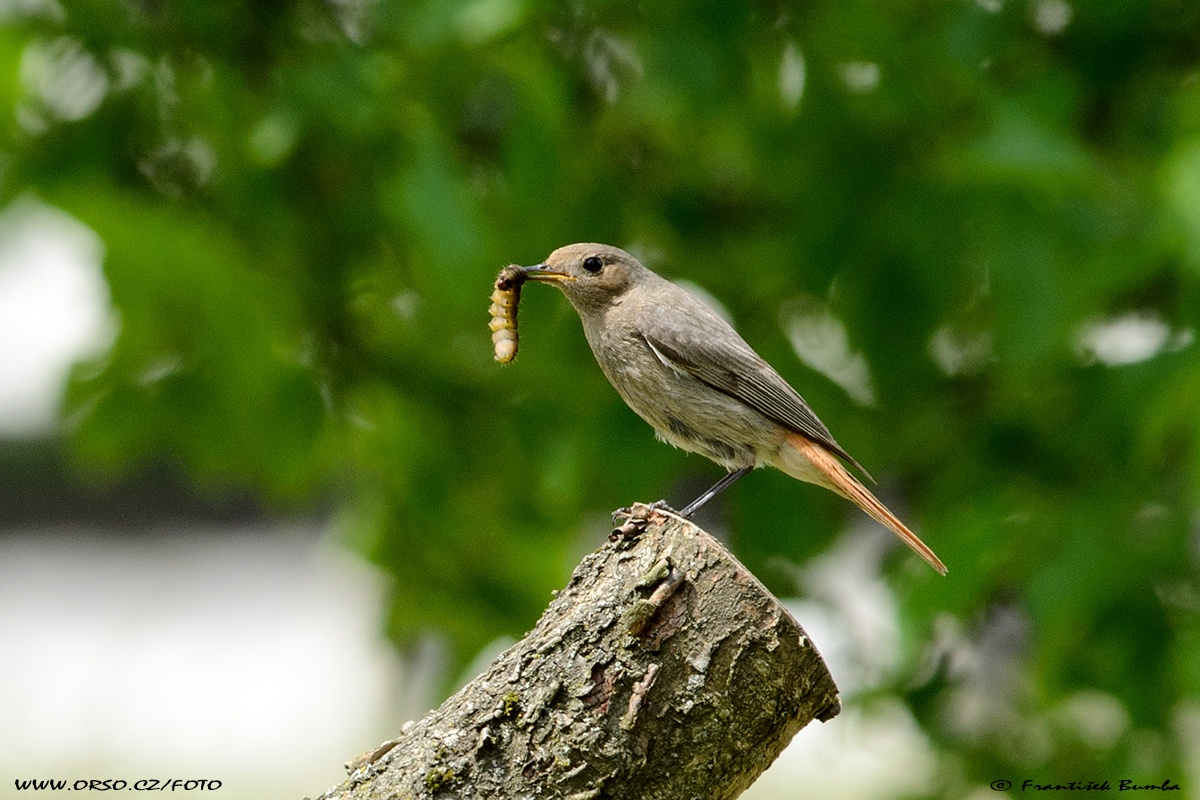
[522,263,575,283]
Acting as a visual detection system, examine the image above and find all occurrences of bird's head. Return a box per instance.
[523,243,650,315]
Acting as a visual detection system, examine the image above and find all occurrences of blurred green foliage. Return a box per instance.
[4,0,1200,792]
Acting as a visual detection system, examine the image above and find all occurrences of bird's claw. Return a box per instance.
[611,513,648,541]
[610,500,676,541]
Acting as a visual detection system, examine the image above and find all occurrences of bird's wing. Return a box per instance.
[639,301,871,479]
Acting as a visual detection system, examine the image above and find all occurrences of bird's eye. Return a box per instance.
[583,256,603,274]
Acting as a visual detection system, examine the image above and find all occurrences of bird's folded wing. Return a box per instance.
[640,309,871,479]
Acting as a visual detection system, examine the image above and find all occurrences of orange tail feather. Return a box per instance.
[787,433,947,575]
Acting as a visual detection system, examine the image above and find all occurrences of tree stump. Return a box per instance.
[312,504,840,800]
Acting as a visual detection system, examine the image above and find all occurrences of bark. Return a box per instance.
[312,504,840,800]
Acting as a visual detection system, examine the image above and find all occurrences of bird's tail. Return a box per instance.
[778,431,947,575]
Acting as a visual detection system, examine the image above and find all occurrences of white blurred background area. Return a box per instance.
[0,198,940,799]
[0,197,113,439]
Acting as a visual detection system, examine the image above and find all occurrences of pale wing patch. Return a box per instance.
[642,334,690,378]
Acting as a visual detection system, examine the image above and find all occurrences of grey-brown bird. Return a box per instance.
[522,242,946,575]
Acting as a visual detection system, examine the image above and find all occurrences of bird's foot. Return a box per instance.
[610,500,675,541]
[611,499,674,526]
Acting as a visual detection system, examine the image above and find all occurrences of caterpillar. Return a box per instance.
[489,265,526,364]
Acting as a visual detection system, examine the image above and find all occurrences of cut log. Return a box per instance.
[312,504,840,800]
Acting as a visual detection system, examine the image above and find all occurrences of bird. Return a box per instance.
[520,242,946,575]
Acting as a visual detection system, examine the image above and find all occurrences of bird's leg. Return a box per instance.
[678,466,752,519]
[610,465,751,538]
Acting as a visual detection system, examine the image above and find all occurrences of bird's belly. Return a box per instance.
[603,360,766,470]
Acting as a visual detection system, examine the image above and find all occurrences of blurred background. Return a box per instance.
[2,0,1199,797]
